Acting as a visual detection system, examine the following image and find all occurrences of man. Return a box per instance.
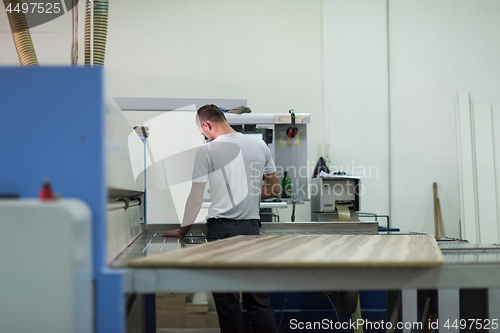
[162,104,280,333]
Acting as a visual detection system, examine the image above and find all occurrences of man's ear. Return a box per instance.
[203,121,211,131]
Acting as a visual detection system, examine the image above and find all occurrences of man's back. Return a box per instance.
[192,132,276,220]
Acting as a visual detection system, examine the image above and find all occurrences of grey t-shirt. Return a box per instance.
[192,132,276,220]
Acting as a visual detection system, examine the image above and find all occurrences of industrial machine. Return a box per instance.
[311,174,361,221]
[224,112,310,202]
[0,199,93,333]
[0,67,144,333]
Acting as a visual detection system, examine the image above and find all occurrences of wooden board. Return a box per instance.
[127,234,444,268]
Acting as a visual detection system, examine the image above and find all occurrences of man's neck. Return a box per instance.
[213,123,237,139]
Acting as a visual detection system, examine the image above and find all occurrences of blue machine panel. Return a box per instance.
[0,67,123,333]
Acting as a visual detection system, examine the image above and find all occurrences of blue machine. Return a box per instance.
[0,67,131,333]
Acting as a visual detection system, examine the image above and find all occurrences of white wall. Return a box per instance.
[389,0,500,236]
[323,0,390,222]
[322,0,500,237]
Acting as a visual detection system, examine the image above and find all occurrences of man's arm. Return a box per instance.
[261,172,280,200]
[162,182,206,237]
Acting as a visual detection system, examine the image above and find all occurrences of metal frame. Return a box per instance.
[122,264,500,294]
[114,97,247,111]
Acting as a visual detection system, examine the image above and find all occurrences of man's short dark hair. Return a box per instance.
[197,104,227,123]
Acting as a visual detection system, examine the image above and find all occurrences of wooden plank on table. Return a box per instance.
[457,92,478,243]
[492,105,500,244]
[473,104,498,244]
[127,235,444,268]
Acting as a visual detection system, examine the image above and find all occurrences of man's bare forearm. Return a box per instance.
[261,172,280,200]
[178,225,193,237]
[180,182,205,228]
[261,183,281,199]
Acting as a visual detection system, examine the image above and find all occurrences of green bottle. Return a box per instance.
[282,171,292,198]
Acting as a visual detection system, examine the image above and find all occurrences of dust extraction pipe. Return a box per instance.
[84,0,91,65]
[3,0,39,67]
[85,0,109,66]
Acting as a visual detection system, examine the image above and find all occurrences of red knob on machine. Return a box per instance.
[286,126,298,138]
[286,109,298,139]
[39,179,54,200]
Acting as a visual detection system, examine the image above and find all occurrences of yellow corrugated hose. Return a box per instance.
[3,0,39,67]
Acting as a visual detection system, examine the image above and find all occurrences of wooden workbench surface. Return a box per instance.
[127,234,444,268]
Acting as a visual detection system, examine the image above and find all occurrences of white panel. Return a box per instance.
[145,111,200,162]
[438,289,459,332]
[401,289,417,333]
[123,111,204,224]
[145,111,201,225]
[106,98,144,192]
[107,204,142,262]
[457,92,478,243]
[492,105,500,244]
[0,200,92,333]
[455,103,465,240]
[107,207,126,261]
[146,188,178,224]
[473,104,498,244]
[488,288,500,323]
